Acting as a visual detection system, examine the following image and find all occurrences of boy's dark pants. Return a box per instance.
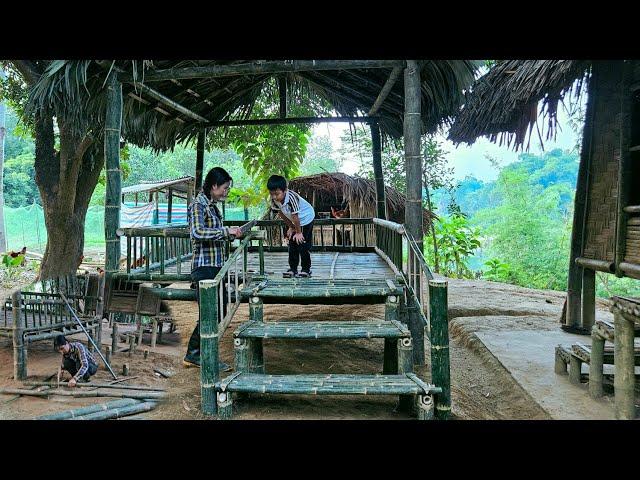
[63,357,98,381]
[289,222,314,273]
[186,266,229,357]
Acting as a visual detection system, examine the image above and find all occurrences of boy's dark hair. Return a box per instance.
[54,334,68,348]
[267,175,287,191]
[202,167,233,198]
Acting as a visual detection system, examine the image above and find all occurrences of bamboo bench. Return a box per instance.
[214,373,439,419]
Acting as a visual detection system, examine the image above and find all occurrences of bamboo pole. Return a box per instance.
[581,268,596,330]
[130,81,208,122]
[370,121,386,219]
[118,60,404,82]
[368,66,403,115]
[566,64,597,329]
[196,130,205,192]
[234,338,250,373]
[36,398,141,420]
[279,76,287,118]
[569,354,582,384]
[614,309,636,419]
[589,332,605,398]
[404,60,423,253]
[199,280,219,415]
[216,392,233,419]
[428,279,450,420]
[23,381,165,391]
[12,291,27,380]
[416,394,435,420]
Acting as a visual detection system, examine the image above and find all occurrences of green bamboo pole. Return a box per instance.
[589,331,605,398]
[199,280,219,415]
[216,391,233,419]
[12,292,27,380]
[258,239,265,275]
[249,297,263,322]
[104,71,122,289]
[614,309,636,419]
[371,121,386,219]
[428,279,450,420]
[72,401,157,420]
[234,338,250,373]
[581,268,596,330]
[196,130,205,191]
[397,337,414,413]
[383,296,399,373]
[37,398,140,420]
[416,394,435,420]
[404,60,423,254]
[249,338,264,374]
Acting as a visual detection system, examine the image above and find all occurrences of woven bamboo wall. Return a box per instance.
[581,63,623,263]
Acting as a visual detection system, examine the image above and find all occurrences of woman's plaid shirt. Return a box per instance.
[189,192,230,269]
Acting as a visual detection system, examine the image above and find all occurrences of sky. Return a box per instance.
[312,97,583,182]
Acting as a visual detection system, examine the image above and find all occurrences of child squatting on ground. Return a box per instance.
[267,175,316,278]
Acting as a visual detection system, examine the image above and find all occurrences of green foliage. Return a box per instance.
[3,153,40,207]
[227,185,266,210]
[483,258,511,282]
[300,135,342,175]
[424,214,481,278]
[2,252,25,267]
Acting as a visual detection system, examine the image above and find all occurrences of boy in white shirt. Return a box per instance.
[267,175,316,278]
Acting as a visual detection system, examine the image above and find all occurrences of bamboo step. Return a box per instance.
[215,373,440,396]
[240,278,403,300]
[234,320,411,340]
[570,342,640,365]
[593,319,640,342]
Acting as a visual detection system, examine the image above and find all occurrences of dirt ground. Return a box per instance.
[0,278,572,420]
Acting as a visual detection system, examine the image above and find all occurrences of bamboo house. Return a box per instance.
[448,60,640,335]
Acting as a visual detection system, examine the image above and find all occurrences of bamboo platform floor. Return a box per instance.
[145,251,396,281]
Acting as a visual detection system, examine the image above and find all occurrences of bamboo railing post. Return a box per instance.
[613,308,636,419]
[554,347,567,374]
[569,354,582,384]
[428,279,450,420]
[12,292,26,380]
[416,394,435,420]
[404,60,423,254]
[383,296,399,374]
[581,268,596,330]
[258,239,265,275]
[199,279,219,416]
[397,337,414,412]
[589,331,605,398]
[371,120,386,219]
[111,322,119,354]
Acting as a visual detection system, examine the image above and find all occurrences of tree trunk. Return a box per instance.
[33,114,103,279]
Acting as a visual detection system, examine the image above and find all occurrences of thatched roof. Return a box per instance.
[447,60,591,150]
[288,172,434,226]
[24,60,480,151]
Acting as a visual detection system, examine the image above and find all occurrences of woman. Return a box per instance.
[184,167,243,368]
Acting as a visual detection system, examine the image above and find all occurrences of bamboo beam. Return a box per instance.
[404,60,423,252]
[196,129,205,192]
[369,66,403,115]
[370,121,387,219]
[118,60,404,82]
[566,64,597,329]
[129,82,208,122]
[36,398,140,420]
[206,116,374,127]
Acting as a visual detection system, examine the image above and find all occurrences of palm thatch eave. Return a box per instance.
[447,60,592,151]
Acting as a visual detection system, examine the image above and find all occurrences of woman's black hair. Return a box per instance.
[202,167,233,198]
[267,174,287,191]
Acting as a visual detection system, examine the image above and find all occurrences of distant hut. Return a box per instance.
[448,60,640,334]
[288,172,434,226]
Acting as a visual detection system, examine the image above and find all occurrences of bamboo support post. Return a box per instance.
[111,322,119,353]
[383,296,399,373]
[129,334,136,357]
[416,394,435,420]
[370,121,386,219]
[12,291,27,380]
[397,337,414,412]
[554,347,567,374]
[199,280,219,415]
[428,279,450,420]
[614,310,636,419]
[144,349,149,359]
[569,354,582,384]
[249,297,263,322]
[581,268,596,330]
[216,391,233,419]
[404,60,423,253]
[249,338,264,374]
[104,70,122,278]
[105,346,112,365]
[589,332,605,398]
[151,320,158,348]
[123,363,129,376]
[234,338,250,373]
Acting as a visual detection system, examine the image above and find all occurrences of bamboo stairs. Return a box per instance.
[213,276,439,419]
